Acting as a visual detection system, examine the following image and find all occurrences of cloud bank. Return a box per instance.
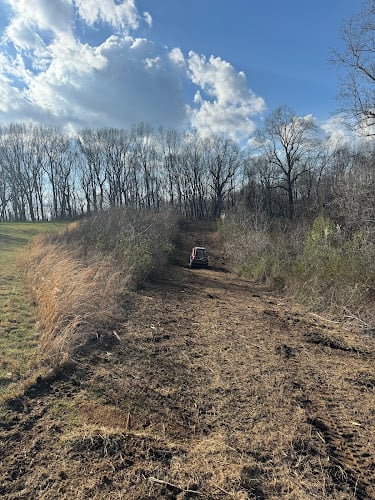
[0,0,266,139]
[186,52,266,140]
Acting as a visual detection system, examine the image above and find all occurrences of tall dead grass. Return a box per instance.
[220,211,375,325]
[18,208,179,369]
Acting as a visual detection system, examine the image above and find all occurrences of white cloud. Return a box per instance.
[4,0,73,49]
[24,35,108,113]
[85,35,187,128]
[0,1,266,137]
[143,11,152,28]
[5,17,46,53]
[320,115,351,148]
[0,33,186,129]
[0,1,186,128]
[168,47,185,67]
[316,114,373,151]
[0,54,24,112]
[186,52,266,140]
[189,93,260,139]
[75,0,140,32]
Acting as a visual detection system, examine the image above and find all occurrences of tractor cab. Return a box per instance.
[189,246,209,268]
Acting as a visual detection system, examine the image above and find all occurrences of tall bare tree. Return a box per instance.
[100,128,132,207]
[130,123,161,209]
[159,127,183,210]
[181,131,208,219]
[326,143,375,232]
[78,129,108,212]
[255,106,319,219]
[0,159,11,220]
[42,126,77,219]
[203,135,243,218]
[0,124,45,221]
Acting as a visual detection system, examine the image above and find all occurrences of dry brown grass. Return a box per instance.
[17,208,179,369]
[19,240,128,368]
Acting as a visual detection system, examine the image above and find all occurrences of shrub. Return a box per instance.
[220,211,299,285]
[220,210,374,323]
[294,216,375,315]
[18,208,180,369]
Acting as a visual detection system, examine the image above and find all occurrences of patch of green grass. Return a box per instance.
[49,399,79,430]
[0,222,67,397]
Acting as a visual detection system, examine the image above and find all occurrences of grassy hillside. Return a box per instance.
[0,222,66,396]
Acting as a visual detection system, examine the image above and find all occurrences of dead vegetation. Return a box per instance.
[219,213,375,326]
[17,208,179,369]
[19,241,127,368]
[0,221,374,499]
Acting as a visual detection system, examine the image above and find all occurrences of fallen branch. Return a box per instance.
[342,307,371,328]
[148,476,205,496]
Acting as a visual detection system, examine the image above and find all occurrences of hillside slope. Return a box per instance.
[1,223,374,499]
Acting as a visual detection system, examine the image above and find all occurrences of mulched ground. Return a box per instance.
[1,224,374,499]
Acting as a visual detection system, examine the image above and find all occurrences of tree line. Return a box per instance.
[0,114,373,230]
[0,122,242,222]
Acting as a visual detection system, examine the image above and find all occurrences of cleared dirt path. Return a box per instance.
[1,223,374,499]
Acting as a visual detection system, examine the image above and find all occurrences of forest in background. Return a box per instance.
[0,116,373,224]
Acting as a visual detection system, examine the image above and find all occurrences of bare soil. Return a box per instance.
[1,223,374,499]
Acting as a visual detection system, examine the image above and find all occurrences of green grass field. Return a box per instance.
[0,222,66,396]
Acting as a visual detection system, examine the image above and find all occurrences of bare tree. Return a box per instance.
[129,123,161,210]
[41,127,77,219]
[0,124,46,221]
[180,131,208,219]
[203,135,243,218]
[325,143,375,232]
[78,129,108,212]
[100,128,132,207]
[255,106,319,219]
[0,160,11,220]
[245,155,280,217]
[158,127,183,210]
[331,0,375,134]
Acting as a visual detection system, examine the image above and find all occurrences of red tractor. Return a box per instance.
[189,246,209,268]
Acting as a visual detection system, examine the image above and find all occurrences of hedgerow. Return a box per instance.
[220,212,374,324]
[19,208,180,369]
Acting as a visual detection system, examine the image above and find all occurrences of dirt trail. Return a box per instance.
[1,223,375,499]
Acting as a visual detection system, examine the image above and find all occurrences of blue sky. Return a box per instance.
[136,0,359,119]
[0,0,361,141]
